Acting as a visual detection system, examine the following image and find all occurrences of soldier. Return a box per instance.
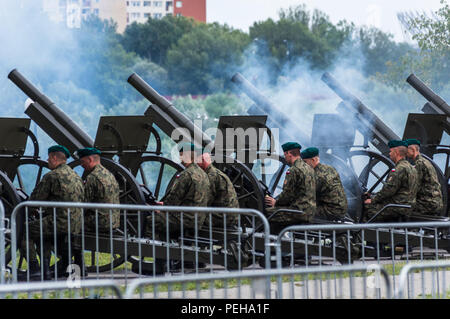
[301,147,348,221]
[76,147,120,232]
[20,145,84,280]
[143,142,211,274]
[264,142,316,232]
[197,150,239,227]
[404,138,443,215]
[364,140,418,222]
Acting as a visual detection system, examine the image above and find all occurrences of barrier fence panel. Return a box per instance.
[396,261,450,299]
[8,202,270,289]
[275,221,450,297]
[0,201,5,284]
[123,264,391,299]
[0,279,122,299]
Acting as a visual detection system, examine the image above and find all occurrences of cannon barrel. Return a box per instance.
[7,69,94,152]
[127,73,212,147]
[407,74,450,116]
[322,72,399,153]
[231,72,309,144]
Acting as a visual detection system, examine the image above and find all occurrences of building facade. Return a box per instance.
[42,0,206,33]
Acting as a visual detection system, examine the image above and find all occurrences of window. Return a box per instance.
[176,13,181,17]
[154,13,162,19]
[144,13,150,18]
[131,12,141,19]
[166,1,172,11]
[176,1,182,8]
[81,8,90,14]
[93,8,99,15]
[143,1,151,6]
[131,1,141,6]
[153,1,162,7]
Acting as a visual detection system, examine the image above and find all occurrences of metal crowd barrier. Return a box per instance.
[0,279,122,299]
[0,201,5,284]
[123,264,391,299]
[275,221,450,295]
[396,261,450,299]
[9,201,271,283]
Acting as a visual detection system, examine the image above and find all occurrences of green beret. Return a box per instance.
[48,145,70,158]
[177,142,202,153]
[282,142,302,152]
[76,147,101,158]
[404,138,421,146]
[301,147,319,159]
[388,140,408,148]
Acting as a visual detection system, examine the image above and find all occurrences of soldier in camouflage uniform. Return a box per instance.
[301,147,348,220]
[265,142,316,232]
[364,140,418,222]
[405,139,443,215]
[197,151,239,228]
[20,145,84,280]
[147,142,211,240]
[142,142,211,274]
[77,147,120,232]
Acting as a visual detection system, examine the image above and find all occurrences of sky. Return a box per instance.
[207,0,444,43]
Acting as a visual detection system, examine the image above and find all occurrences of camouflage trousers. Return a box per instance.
[209,213,239,229]
[84,210,120,233]
[264,206,312,234]
[315,205,346,221]
[363,202,412,223]
[413,200,443,216]
[20,215,74,264]
[145,211,206,241]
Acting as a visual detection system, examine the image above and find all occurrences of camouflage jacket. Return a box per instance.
[372,159,418,206]
[205,164,239,227]
[163,163,212,226]
[205,164,239,208]
[314,163,348,216]
[30,163,84,233]
[413,154,443,212]
[276,158,316,217]
[84,164,121,228]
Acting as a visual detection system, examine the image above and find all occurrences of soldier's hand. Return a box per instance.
[155,201,164,205]
[265,196,276,207]
[364,198,372,205]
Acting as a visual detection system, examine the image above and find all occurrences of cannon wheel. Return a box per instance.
[214,156,266,214]
[1,170,24,269]
[347,150,395,222]
[133,155,184,200]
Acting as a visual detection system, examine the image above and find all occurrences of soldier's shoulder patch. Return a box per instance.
[391,168,396,172]
[286,170,290,175]
[176,174,181,178]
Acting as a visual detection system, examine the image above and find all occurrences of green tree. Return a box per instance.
[250,5,353,71]
[120,15,196,65]
[378,0,449,94]
[166,23,250,94]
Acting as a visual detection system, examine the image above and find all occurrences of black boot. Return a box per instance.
[17,261,40,281]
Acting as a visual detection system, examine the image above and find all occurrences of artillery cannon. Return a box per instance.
[321,72,449,218]
[403,73,450,215]
[232,72,382,222]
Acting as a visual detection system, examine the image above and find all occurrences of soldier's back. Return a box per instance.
[413,155,443,214]
[314,163,348,217]
[165,163,211,207]
[206,164,239,208]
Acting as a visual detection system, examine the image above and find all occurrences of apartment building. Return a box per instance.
[42,0,206,33]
